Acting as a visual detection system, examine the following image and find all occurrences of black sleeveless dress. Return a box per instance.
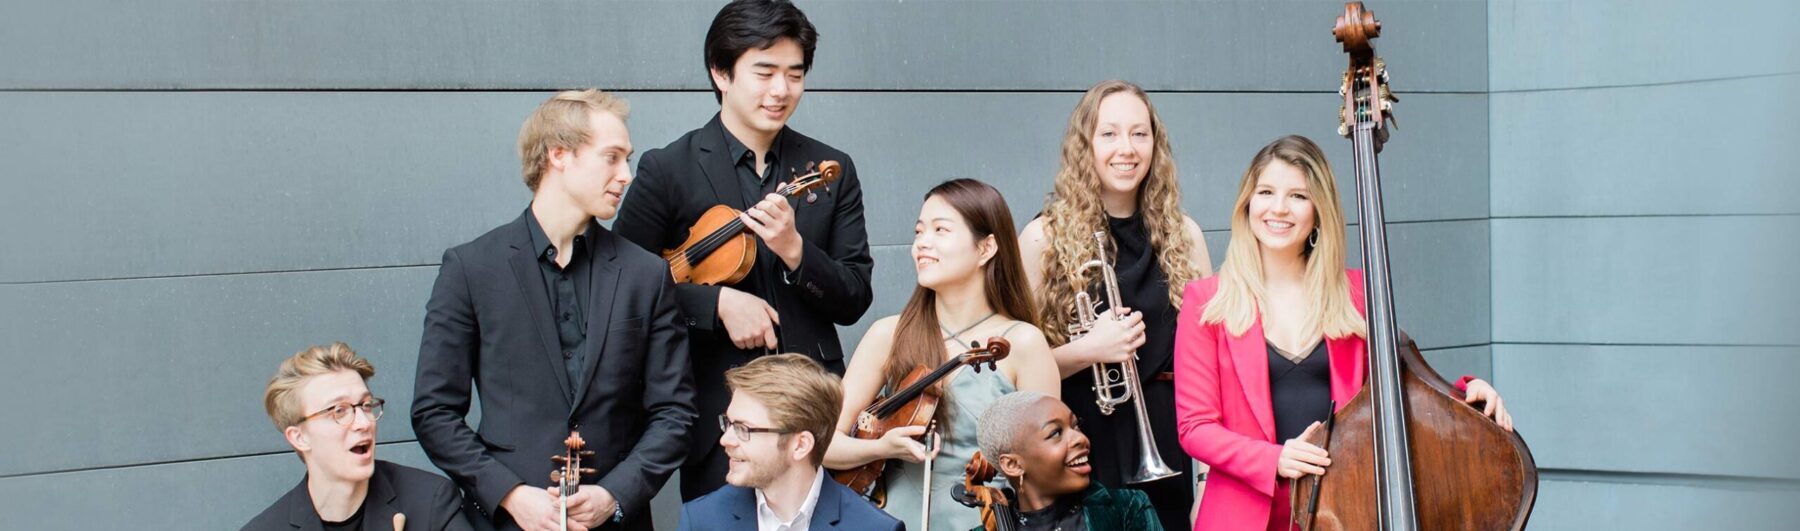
[1058,212,1191,531]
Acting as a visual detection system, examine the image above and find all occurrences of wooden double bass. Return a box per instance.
[1291,4,1538,530]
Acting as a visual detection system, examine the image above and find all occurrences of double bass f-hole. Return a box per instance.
[550,431,596,531]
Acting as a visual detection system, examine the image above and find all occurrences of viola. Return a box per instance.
[664,160,840,286]
[1290,4,1538,530]
[953,452,1021,531]
[550,431,595,531]
[831,337,1010,506]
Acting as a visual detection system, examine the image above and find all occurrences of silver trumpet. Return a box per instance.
[1067,230,1181,484]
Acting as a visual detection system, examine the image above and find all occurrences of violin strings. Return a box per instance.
[666,172,826,279]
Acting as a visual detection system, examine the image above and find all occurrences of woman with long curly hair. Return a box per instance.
[1018,79,1212,531]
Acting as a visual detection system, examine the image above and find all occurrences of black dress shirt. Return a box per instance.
[526,209,598,393]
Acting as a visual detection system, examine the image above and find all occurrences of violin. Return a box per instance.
[550,431,596,531]
[1290,4,1538,530]
[664,160,841,285]
[953,452,1020,531]
[831,337,1011,507]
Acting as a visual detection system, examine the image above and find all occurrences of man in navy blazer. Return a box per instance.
[677,354,901,531]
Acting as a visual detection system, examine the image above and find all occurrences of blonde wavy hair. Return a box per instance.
[1037,80,1203,346]
[518,89,630,191]
[264,342,375,431]
[1200,135,1364,339]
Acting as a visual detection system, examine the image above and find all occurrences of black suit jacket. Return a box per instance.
[613,115,873,495]
[675,477,904,531]
[411,211,696,530]
[242,460,473,531]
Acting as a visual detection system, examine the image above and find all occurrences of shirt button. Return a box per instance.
[563,350,573,359]
[563,312,572,321]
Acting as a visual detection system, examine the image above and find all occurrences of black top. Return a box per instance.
[525,209,597,395]
[1102,213,1177,375]
[718,119,796,307]
[719,121,785,205]
[1268,340,1332,442]
[242,460,473,531]
[320,504,363,531]
[1019,492,1087,531]
[1053,212,1190,531]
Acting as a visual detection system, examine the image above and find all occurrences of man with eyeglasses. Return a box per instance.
[245,342,472,531]
[678,354,900,531]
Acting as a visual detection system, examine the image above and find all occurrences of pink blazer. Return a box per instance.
[1173,270,1368,531]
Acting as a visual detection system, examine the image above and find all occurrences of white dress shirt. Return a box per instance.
[753,468,826,531]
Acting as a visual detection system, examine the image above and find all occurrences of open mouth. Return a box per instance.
[1109,162,1139,173]
[1065,451,1091,473]
[349,441,373,456]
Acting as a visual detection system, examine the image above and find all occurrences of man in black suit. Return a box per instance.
[676,354,901,531]
[245,342,471,531]
[613,0,874,502]
[412,89,696,531]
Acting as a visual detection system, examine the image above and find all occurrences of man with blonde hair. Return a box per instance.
[244,342,471,531]
[413,89,696,531]
[678,354,899,531]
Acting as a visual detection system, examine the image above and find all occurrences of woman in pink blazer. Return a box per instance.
[1173,136,1513,531]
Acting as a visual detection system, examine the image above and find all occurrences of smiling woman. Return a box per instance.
[1018,79,1211,531]
[823,178,1061,531]
[972,391,1163,531]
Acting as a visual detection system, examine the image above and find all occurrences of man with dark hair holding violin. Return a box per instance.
[613,0,874,502]
[412,89,696,531]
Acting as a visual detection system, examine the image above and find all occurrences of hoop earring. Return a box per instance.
[1308,229,1319,248]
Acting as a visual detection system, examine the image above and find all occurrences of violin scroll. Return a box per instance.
[961,337,1010,373]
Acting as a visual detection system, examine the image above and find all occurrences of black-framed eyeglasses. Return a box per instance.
[719,414,790,442]
[303,398,386,426]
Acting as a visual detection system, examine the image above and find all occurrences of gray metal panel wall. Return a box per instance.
[1,1,1498,529]
[1489,0,1800,528]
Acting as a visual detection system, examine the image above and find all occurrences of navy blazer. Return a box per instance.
[242,460,472,531]
[676,476,903,531]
